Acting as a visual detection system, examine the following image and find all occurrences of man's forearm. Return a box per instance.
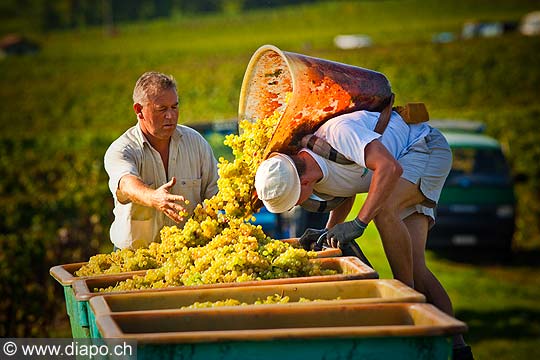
[358,162,401,222]
[326,197,354,228]
[117,175,187,223]
[358,140,403,223]
[117,174,155,207]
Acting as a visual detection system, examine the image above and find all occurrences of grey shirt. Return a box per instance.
[104,124,219,249]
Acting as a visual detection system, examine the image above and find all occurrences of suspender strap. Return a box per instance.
[300,134,354,165]
[298,135,352,213]
[374,93,395,135]
[300,196,349,213]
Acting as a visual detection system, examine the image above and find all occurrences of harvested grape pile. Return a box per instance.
[77,113,335,291]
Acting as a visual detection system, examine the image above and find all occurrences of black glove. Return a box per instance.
[327,218,368,249]
[299,228,328,250]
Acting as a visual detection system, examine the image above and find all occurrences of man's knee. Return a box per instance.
[386,180,426,212]
[374,204,400,226]
[375,190,410,224]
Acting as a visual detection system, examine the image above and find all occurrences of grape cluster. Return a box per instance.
[180,294,332,309]
[75,244,164,276]
[78,110,335,291]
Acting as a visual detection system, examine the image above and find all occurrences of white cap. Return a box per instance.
[255,153,301,213]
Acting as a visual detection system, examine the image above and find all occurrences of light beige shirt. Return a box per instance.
[104,124,218,249]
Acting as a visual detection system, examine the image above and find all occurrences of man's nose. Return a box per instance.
[164,109,174,119]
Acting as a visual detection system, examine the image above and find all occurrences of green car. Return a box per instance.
[428,120,516,252]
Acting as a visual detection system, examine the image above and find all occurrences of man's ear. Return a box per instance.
[133,103,144,119]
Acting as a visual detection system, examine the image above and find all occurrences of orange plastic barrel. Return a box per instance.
[238,44,392,158]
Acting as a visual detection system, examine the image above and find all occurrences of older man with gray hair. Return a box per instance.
[104,71,218,250]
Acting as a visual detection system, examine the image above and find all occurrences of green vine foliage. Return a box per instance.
[0,134,113,336]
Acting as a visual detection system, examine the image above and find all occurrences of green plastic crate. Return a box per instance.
[50,263,92,338]
[49,263,145,338]
[87,278,423,338]
[95,302,467,359]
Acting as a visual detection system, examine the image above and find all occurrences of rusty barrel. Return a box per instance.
[238,44,392,158]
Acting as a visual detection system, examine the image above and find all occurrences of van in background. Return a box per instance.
[428,120,516,253]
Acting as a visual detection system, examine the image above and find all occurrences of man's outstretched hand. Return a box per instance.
[151,177,188,223]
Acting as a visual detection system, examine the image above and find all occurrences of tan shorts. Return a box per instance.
[398,127,452,225]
